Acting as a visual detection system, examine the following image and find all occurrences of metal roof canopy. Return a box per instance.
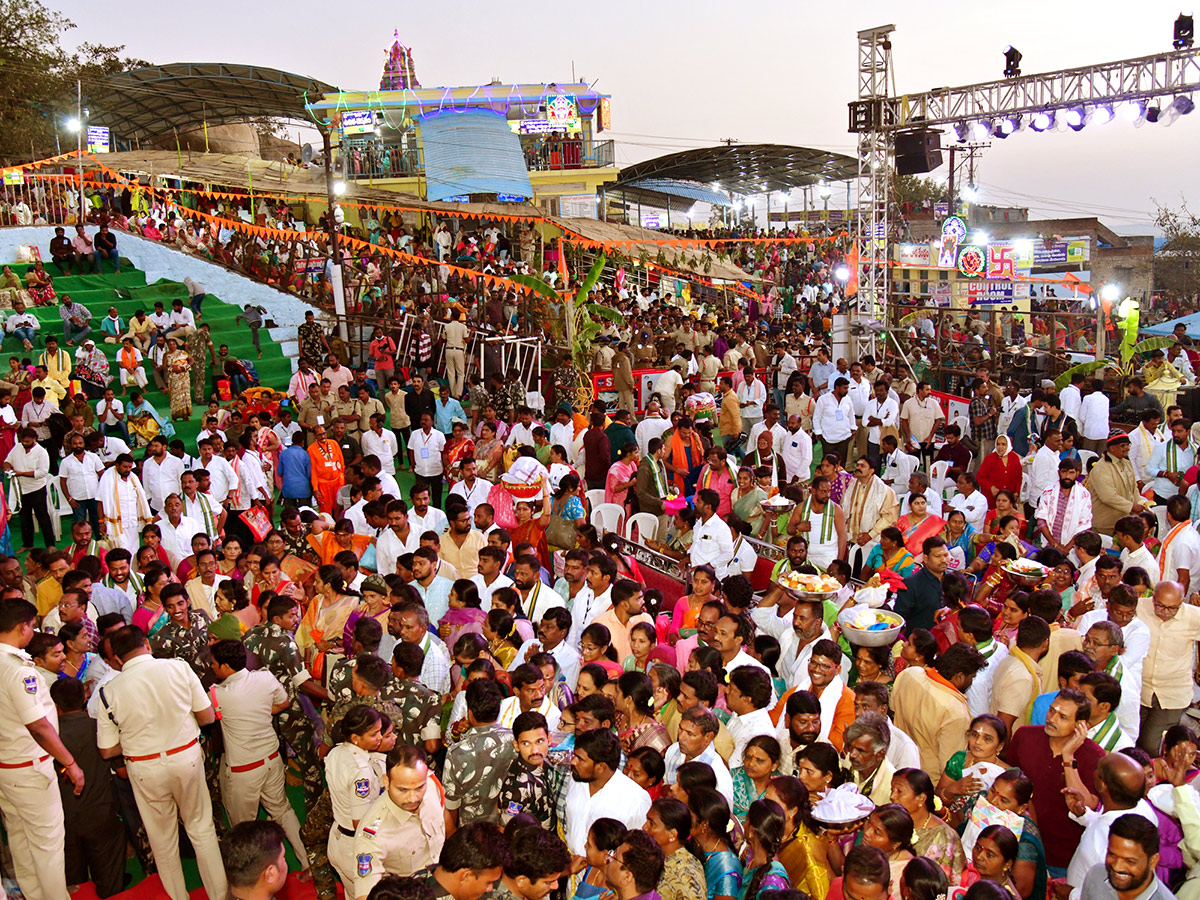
[614,144,859,197]
[85,63,338,141]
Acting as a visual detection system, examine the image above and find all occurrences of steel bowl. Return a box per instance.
[837,607,904,647]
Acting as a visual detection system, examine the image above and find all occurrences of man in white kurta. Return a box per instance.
[97,457,153,551]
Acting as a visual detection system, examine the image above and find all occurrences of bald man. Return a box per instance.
[1064,752,1157,899]
[1136,580,1200,752]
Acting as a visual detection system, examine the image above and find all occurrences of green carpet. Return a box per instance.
[6,262,289,449]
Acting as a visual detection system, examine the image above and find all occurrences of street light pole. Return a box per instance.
[322,129,349,341]
[75,79,83,222]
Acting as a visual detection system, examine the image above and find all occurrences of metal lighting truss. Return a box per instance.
[855,24,895,339]
[850,32,1200,353]
[881,46,1200,129]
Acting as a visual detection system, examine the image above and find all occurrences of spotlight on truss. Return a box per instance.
[1003,46,1022,77]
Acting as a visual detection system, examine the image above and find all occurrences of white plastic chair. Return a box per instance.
[952,414,971,439]
[591,502,625,535]
[585,488,606,511]
[625,512,659,544]
[1078,449,1098,473]
[929,460,953,500]
[49,476,72,543]
[1100,533,1114,551]
[1150,505,1170,540]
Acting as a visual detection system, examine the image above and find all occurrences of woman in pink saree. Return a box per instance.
[605,442,640,511]
[249,414,283,491]
[896,493,945,561]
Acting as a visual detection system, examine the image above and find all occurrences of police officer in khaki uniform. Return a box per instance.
[96,625,227,900]
[443,313,469,399]
[0,598,83,900]
[210,639,311,876]
[352,744,445,900]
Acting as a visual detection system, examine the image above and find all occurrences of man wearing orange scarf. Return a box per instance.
[117,337,147,392]
[307,424,344,514]
[666,417,703,494]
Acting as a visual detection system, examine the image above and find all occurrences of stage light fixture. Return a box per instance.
[1175,13,1194,49]
[1146,104,1163,123]
[971,120,992,140]
[1065,106,1087,131]
[993,116,1019,138]
[1003,46,1022,77]
[1122,100,1146,122]
[953,122,969,142]
[1093,105,1114,125]
[1163,94,1196,126]
[1031,111,1055,131]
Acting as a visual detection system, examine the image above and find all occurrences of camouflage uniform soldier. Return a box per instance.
[443,679,515,828]
[186,323,216,404]
[304,655,401,900]
[243,597,329,809]
[390,641,444,751]
[497,710,556,831]
[148,585,225,834]
[148,588,213,682]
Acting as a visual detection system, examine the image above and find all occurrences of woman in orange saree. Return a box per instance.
[306,518,373,565]
[509,499,551,571]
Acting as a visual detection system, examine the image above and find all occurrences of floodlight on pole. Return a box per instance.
[1101,283,1121,302]
[66,118,81,133]
[834,265,851,283]
[333,180,347,196]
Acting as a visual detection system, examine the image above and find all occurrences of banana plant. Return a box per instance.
[509,252,623,404]
[1054,318,1178,391]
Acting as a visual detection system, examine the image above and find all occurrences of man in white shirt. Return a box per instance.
[1077,378,1112,455]
[1147,417,1195,505]
[505,408,539,449]
[635,402,671,457]
[864,381,900,458]
[813,378,856,465]
[1032,429,1066,498]
[408,413,446,507]
[737,367,768,432]
[770,343,798,409]
[4,427,54,550]
[272,408,302,449]
[652,364,684,414]
[564,729,652,856]
[747,405,788,458]
[1128,411,1162,487]
[725,667,776,768]
[197,440,235,504]
[471,546,513,611]
[662,707,734,805]
[59,431,105,530]
[1059,375,1084,421]
[948,472,988,533]
[689,488,736,578]
[376,499,420,577]
[165,299,196,340]
[361,414,400,476]
[1159,496,1200,593]
[142,435,185,513]
[155,493,205,569]
[407,484,448,538]
[781,415,813,484]
[448,459,492,514]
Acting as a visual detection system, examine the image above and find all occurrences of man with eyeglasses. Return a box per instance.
[1076,584,1150,685]
[1135,581,1200,753]
[1081,621,1141,742]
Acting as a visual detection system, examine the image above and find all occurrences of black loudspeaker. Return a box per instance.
[895,128,943,175]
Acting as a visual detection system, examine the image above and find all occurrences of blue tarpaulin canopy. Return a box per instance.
[418,108,533,202]
[1143,314,1200,339]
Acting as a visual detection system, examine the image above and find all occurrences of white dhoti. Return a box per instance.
[97,469,152,552]
[119,366,147,388]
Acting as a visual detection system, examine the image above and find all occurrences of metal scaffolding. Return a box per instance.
[854,25,895,351]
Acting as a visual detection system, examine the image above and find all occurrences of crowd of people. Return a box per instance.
[2,178,1200,900]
